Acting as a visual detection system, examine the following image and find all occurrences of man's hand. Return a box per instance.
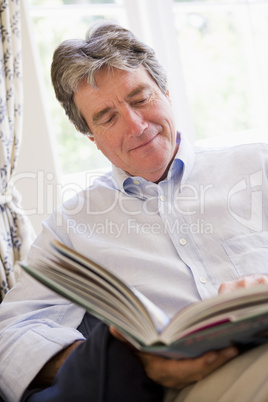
[219,274,268,295]
[136,346,238,389]
[110,327,238,390]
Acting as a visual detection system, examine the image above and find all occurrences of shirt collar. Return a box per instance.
[112,132,196,197]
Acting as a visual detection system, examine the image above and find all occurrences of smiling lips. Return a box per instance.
[130,133,159,152]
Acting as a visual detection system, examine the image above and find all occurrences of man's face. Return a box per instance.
[74,66,178,183]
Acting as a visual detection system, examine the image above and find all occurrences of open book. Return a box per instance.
[21,240,268,359]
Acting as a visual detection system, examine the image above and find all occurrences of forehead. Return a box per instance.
[75,66,158,106]
[95,65,156,90]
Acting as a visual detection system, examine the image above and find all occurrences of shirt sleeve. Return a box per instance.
[0,215,86,402]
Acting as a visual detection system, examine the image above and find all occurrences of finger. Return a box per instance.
[202,345,239,374]
[219,278,253,294]
[218,282,238,294]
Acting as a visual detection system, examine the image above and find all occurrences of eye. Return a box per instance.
[136,98,147,105]
[133,96,150,107]
[104,116,114,124]
[102,114,116,126]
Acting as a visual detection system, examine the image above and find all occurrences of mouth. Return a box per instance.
[130,134,158,152]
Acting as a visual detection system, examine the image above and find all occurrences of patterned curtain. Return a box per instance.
[0,0,35,301]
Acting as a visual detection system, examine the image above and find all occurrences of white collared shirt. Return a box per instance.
[1,135,268,401]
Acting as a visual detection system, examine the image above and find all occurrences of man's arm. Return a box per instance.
[29,340,84,388]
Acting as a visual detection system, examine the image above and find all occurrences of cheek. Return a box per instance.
[149,100,173,121]
[93,135,121,161]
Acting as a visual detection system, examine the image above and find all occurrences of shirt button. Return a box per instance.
[159,195,166,202]
[200,277,207,284]
[132,179,140,185]
[179,238,187,246]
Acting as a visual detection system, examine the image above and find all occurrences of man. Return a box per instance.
[0,21,268,402]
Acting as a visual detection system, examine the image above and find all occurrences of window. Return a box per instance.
[172,0,268,144]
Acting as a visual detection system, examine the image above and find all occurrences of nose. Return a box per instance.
[123,106,148,137]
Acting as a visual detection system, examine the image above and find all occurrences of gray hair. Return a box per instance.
[51,20,168,137]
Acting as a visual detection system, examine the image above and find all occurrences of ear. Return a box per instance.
[88,135,100,150]
[165,89,172,105]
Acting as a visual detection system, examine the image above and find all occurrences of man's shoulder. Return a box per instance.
[195,141,268,159]
[57,169,119,213]
[191,142,268,181]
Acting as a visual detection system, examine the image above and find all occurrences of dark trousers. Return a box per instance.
[21,313,164,402]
